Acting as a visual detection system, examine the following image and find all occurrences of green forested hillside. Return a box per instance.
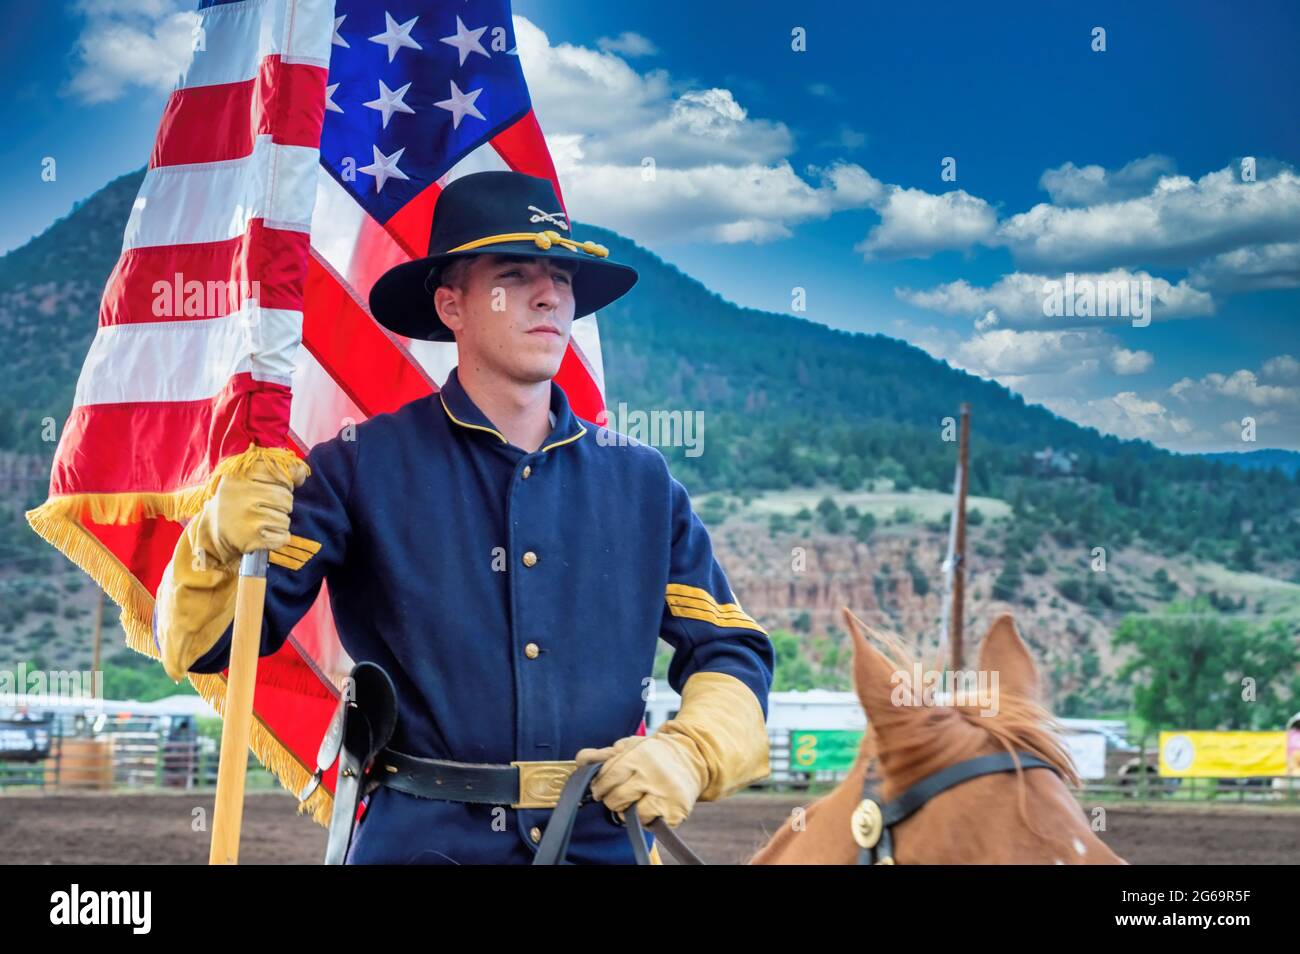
[585,223,1300,572]
[1,173,1297,576]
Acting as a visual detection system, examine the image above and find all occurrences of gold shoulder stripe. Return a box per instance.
[269,534,322,572]
[665,582,767,634]
[667,603,768,634]
[666,594,755,620]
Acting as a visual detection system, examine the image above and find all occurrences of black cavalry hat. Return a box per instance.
[369,170,639,342]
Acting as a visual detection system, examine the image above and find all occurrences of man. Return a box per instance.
[154,170,774,864]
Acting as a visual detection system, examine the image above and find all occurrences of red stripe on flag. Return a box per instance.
[383,180,442,260]
[151,56,329,168]
[554,344,606,423]
[491,109,565,206]
[102,220,309,325]
[49,374,293,496]
[304,254,435,417]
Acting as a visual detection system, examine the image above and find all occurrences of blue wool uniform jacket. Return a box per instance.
[177,365,774,864]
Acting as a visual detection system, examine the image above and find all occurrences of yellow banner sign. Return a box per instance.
[1158,731,1287,778]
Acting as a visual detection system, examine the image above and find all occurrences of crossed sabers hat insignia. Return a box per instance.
[528,205,569,231]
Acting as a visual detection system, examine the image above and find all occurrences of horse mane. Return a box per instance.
[856,624,1081,800]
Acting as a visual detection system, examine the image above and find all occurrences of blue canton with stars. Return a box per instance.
[322,1,532,225]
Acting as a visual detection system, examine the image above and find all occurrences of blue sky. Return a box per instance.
[3,0,1298,452]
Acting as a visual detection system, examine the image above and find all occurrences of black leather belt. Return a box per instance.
[374,748,584,809]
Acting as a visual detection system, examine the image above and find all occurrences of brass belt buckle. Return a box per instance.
[512,760,578,809]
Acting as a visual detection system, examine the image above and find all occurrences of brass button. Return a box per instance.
[524,642,540,659]
[522,550,538,567]
[522,465,532,479]
[529,826,542,843]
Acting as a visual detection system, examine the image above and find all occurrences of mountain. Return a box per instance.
[2,170,1298,565]
[1,174,1297,709]
[1197,449,1300,477]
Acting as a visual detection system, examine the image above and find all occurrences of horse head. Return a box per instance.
[750,608,1126,865]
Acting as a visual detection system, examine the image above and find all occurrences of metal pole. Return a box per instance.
[950,404,971,671]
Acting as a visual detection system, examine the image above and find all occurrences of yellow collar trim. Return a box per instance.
[440,392,588,453]
[440,393,508,444]
[540,424,588,453]
[447,230,609,258]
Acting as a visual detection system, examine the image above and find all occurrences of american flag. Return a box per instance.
[27,0,607,825]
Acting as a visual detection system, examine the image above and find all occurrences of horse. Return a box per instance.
[749,608,1126,864]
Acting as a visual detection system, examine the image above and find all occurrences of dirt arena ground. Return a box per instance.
[2,790,1298,864]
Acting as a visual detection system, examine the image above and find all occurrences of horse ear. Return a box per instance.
[976,613,1039,703]
[842,607,914,735]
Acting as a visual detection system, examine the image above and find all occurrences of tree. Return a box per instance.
[855,512,877,543]
[1231,535,1257,572]
[770,629,817,691]
[837,455,864,491]
[992,561,1022,601]
[1113,599,1300,733]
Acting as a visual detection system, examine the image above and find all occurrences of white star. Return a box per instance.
[324,83,343,114]
[439,15,489,66]
[358,144,410,193]
[368,11,422,63]
[362,79,414,128]
[332,15,349,48]
[434,79,485,129]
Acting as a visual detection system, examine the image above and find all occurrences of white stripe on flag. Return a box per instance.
[402,339,459,387]
[290,343,367,448]
[310,167,408,298]
[438,141,513,184]
[73,307,302,406]
[310,140,514,297]
[125,136,318,249]
[181,0,333,90]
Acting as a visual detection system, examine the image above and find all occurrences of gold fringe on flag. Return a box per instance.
[24,440,335,828]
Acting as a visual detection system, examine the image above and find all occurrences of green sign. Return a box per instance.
[789,729,864,772]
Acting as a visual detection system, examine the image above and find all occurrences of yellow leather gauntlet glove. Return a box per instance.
[574,671,770,827]
[156,456,311,681]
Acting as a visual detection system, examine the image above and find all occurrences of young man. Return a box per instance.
[154,170,774,864]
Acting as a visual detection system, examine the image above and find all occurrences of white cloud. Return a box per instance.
[1038,155,1176,207]
[66,0,197,103]
[1189,241,1300,292]
[1044,393,1196,443]
[854,187,998,259]
[895,269,1214,328]
[595,31,659,58]
[1170,369,1300,408]
[954,328,1103,377]
[998,164,1300,270]
[1109,348,1154,375]
[514,17,881,244]
[1262,354,1300,381]
[909,329,1297,451]
[911,325,1149,396]
[518,18,792,168]
[819,124,867,151]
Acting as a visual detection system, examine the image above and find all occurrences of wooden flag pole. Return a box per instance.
[90,591,103,685]
[950,404,971,671]
[209,548,269,865]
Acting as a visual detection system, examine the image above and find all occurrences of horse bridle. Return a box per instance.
[532,760,705,865]
[536,750,1057,865]
[851,751,1058,865]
